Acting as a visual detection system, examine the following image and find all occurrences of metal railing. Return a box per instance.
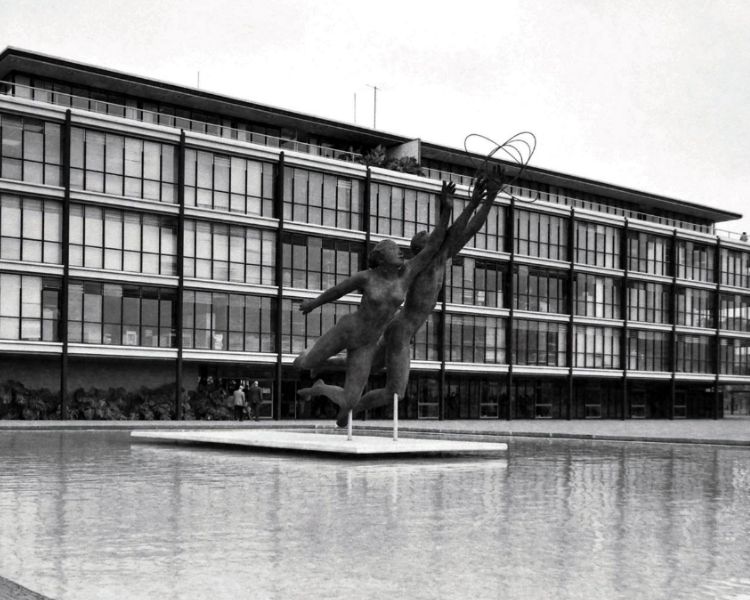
[0,81,364,163]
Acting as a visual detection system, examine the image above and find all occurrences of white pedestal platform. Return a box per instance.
[130,429,508,457]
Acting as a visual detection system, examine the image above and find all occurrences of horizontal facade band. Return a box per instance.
[283,221,366,241]
[0,177,65,199]
[69,189,180,215]
[67,343,177,359]
[0,340,63,354]
[183,206,278,229]
[444,362,509,373]
[182,350,278,363]
[68,266,179,287]
[0,260,63,276]
[184,279,277,296]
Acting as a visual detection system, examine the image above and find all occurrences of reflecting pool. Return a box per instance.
[1,431,749,600]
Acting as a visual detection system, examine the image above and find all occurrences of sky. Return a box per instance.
[1,0,748,233]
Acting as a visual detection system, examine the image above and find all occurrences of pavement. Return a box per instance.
[1,417,749,446]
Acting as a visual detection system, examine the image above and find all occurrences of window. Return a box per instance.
[70,128,177,203]
[676,287,713,328]
[446,313,506,363]
[676,335,712,373]
[184,220,275,284]
[0,195,61,263]
[284,167,363,230]
[574,274,620,319]
[0,273,59,341]
[514,210,567,261]
[627,330,669,371]
[185,149,275,216]
[720,294,750,332]
[411,313,441,361]
[575,221,620,269]
[182,290,274,352]
[719,338,750,375]
[628,232,669,276]
[282,233,363,291]
[514,266,567,314]
[720,248,750,289]
[512,320,566,366]
[445,257,506,308]
[627,281,670,324]
[0,113,61,186]
[68,281,175,347]
[677,241,714,283]
[69,204,176,275]
[574,325,621,368]
[370,182,435,238]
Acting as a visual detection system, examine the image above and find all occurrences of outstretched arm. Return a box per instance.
[298,271,368,314]
[451,172,502,254]
[440,175,489,257]
[404,181,454,278]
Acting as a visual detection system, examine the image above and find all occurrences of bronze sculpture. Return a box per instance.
[297,172,502,426]
[351,173,502,425]
[294,184,454,426]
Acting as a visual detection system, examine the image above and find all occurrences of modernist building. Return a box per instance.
[0,47,747,421]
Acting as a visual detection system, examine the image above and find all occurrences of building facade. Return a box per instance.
[0,47,748,421]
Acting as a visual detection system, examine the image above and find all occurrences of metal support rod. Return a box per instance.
[347,410,353,441]
[393,393,399,441]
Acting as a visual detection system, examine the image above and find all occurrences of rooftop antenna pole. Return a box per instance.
[197,71,200,89]
[366,84,379,128]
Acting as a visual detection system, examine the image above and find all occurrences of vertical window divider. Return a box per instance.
[274,152,285,421]
[714,235,722,419]
[60,109,71,418]
[363,167,371,266]
[506,196,515,420]
[175,130,185,419]
[567,208,575,419]
[439,267,446,421]
[621,218,629,419]
[670,229,678,419]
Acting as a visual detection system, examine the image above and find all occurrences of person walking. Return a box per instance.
[247,381,262,421]
[232,383,246,421]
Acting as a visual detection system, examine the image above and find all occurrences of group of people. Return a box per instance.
[295,169,503,426]
[232,380,262,421]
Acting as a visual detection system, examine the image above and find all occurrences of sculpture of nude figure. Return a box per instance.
[294,183,454,425]
[346,171,502,426]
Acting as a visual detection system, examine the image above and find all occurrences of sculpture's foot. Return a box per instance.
[297,379,325,399]
[336,406,351,429]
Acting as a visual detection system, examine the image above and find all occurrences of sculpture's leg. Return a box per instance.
[293,320,348,373]
[297,379,345,404]
[355,332,411,415]
[334,343,378,428]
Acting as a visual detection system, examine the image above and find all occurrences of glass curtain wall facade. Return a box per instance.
[1,51,747,421]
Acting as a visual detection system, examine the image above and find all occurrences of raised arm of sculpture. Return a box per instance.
[442,169,502,258]
[402,181,454,279]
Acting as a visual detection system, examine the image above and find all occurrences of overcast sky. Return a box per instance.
[2,0,748,232]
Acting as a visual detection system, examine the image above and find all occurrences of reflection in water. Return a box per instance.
[0,432,749,600]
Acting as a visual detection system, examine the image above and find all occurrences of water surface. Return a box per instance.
[1,431,749,599]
